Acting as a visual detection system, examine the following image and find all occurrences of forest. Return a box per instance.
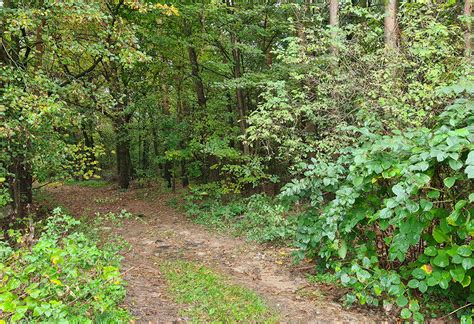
[1,0,473,322]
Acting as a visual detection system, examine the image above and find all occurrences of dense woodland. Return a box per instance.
[1,0,474,322]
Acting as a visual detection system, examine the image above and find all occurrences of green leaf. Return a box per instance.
[338,240,347,259]
[439,279,449,289]
[409,300,420,312]
[448,159,463,170]
[449,267,465,283]
[418,281,428,293]
[432,251,449,268]
[460,275,471,288]
[411,268,425,280]
[443,177,456,188]
[458,245,472,257]
[427,190,440,199]
[469,193,474,203]
[400,308,412,319]
[466,151,474,165]
[396,295,408,307]
[407,279,419,288]
[462,258,474,270]
[424,246,437,256]
[465,166,474,179]
[352,176,363,187]
[432,227,449,243]
[340,274,351,285]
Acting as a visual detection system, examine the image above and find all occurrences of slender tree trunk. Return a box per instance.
[465,0,472,58]
[384,0,398,50]
[142,138,149,170]
[231,33,250,155]
[226,0,249,155]
[329,0,339,55]
[188,46,206,108]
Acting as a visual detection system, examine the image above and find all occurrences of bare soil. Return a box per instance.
[46,183,385,323]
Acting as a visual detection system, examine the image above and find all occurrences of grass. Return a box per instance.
[64,179,111,188]
[160,260,278,323]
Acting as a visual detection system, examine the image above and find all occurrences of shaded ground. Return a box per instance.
[46,183,384,323]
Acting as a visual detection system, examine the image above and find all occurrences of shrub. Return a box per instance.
[280,82,474,321]
[0,208,129,322]
[186,193,297,243]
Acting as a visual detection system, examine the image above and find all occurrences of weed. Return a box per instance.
[0,208,129,322]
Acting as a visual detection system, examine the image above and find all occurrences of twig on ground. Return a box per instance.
[438,303,473,320]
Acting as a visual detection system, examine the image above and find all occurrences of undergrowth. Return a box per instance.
[0,208,130,322]
[160,260,277,322]
[63,179,112,188]
[185,192,297,243]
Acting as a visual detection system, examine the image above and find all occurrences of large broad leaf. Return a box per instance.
[443,177,456,188]
[432,227,449,243]
[449,267,465,283]
[396,295,408,307]
[338,240,347,259]
[457,245,472,257]
[466,151,474,165]
[462,258,474,270]
[465,166,474,179]
[432,251,449,268]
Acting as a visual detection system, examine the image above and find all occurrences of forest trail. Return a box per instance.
[46,183,381,323]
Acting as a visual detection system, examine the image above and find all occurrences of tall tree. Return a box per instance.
[465,0,472,58]
[329,0,339,55]
[384,0,398,50]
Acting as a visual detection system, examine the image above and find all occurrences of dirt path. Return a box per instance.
[46,183,383,323]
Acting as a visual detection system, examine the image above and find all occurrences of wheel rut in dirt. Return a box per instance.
[46,184,382,323]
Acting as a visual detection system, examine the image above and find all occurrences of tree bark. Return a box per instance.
[114,118,131,189]
[465,0,472,58]
[188,46,207,108]
[7,156,33,220]
[329,0,339,55]
[384,0,398,50]
[231,33,250,155]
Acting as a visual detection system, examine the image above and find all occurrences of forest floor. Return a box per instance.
[45,182,384,323]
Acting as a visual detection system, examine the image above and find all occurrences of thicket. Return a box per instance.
[0,209,129,322]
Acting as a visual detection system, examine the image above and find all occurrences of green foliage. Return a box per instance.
[161,260,277,323]
[63,143,105,181]
[0,208,129,322]
[63,179,112,188]
[186,192,297,243]
[281,83,474,321]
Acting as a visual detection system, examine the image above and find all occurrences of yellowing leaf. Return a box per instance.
[50,279,63,286]
[421,264,433,275]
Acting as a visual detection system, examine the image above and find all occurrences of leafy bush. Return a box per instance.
[0,208,129,322]
[186,193,297,243]
[281,83,474,321]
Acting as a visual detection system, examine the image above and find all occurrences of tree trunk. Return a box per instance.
[114,119,131,189]
[465,0,472,58]
[7,155,33,220]
[188,46,206,108]
[329,0,339,55]
[384,0,398,50]
[142,138,149,170]
[231,33,250,155]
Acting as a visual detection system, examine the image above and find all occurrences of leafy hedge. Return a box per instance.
[0,208,129,322]
[281,82,473,321]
